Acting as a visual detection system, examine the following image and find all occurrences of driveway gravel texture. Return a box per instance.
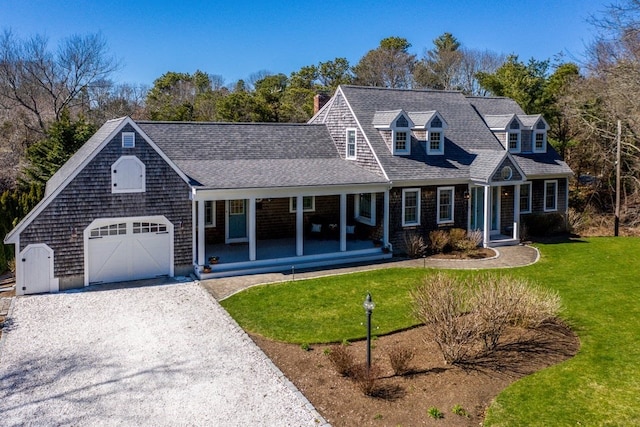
[0,282,324,426]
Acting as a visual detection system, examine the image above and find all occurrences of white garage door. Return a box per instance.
[86,217,173,284]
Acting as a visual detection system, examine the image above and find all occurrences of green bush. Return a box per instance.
[522,213,567,237]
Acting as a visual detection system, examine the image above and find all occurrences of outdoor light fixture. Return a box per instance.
[463,190,470,200]
[363,293,375,371]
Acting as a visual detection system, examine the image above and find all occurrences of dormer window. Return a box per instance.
[426,115,445,155]
[507,119,521,153]
[393,115,410,155]
[533,120,547,153]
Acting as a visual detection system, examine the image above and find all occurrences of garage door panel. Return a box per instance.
[132,234,171,277]
[87,218,172,285]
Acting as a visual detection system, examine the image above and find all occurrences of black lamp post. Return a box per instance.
[363,292,375,371]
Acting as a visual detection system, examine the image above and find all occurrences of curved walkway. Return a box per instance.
[201,244,539,300]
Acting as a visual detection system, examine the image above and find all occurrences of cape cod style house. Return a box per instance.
[4,85,572,295]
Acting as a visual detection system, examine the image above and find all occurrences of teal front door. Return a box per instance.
[227,199,248,242]
[470,186,484,231]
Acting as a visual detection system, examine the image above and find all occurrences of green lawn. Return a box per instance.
[221,237,640,426]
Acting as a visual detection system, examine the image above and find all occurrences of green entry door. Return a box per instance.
[227,199,248,242]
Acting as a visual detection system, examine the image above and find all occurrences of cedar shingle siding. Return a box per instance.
[19,125,192,290]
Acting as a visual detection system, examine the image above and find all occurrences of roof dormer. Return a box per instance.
[408,111,448,155]
[519,115,549,154]
[373,110,413,155]
[484,114,523,153]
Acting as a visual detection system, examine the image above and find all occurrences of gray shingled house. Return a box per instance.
[4,85,571,295]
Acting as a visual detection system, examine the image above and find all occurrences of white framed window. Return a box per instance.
[290,196,315,213]
[520,182,532,213]
[544,180,558,212]
[111,156,145,194]
[426,115,445,155]
[122,132,135,148]
[402,188,420,226]
[437,186,455,224]
[204,201,216,227]
[346,128,357,160]
[507,119,520,153]
[355,193,376,225]
[393,114,411,155]
[533,131,547,153]
[394,130,409,154]
[508,132,520,153]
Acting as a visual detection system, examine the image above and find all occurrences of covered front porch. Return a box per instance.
[468,183,523,247]
[191,184,392,279]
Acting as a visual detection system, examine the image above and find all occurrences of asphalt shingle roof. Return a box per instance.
[339,86,572,181]
[136,121,387,189]
[45,117,127,197]
[341,86,504,181]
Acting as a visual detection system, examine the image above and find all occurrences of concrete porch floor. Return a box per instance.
[205,237,377,264]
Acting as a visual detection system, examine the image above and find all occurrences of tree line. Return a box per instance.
[2,1,640,271]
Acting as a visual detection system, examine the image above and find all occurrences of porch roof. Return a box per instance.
[179,158,388,189]
[136,121,388,190]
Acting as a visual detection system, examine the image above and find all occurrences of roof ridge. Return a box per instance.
[135,120,323,126]
[340,84,463,94]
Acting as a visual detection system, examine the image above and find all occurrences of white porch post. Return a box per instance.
[513,184,521,240]
[192,199,197,265]
[249,197,256,261]
[483,185,491,247]
[383,189,390,247]
[296,195,304,256]
[340,193,347,252]
[197,200,205,266]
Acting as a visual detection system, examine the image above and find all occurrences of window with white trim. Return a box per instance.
[122,132,135,148]
[346,128,357,159]
[402,188,420,226]
[290,196,315,213]
[520,182,532,213]
[204,201,216,227]
[533,131,547,153]
[393,115,411,155]
[111,156,145,193]
[507,119,520,153]
[426,116,445,155]
[437,187,455,224]
[355,193,376,225]
[544,180,558,212]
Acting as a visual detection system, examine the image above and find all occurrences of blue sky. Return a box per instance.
[1,0,610,87]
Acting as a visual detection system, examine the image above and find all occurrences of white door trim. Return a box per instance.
[83,215,174,286]
[18,243,59,295]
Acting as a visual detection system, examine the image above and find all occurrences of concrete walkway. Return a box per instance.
[201,244,540,300]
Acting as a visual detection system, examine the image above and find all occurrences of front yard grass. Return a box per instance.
[221,237,640,426]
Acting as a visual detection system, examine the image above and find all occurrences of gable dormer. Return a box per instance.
[373,110,414,155]
[409,111,448,155]
[484,114,523,153]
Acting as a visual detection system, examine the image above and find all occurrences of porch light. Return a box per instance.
[363,293,375,371]
[463,190,470,200]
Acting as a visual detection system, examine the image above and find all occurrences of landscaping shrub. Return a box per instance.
[466,229,483,248]
[428,230,449,254]
[350,362,381,396]
[403,231,427,258]
[412,272,562,363]
[448,228,467,250]
[411,273,477,364]
[388,346,414,375]
[522,213,567,237]
[326,344,355,376]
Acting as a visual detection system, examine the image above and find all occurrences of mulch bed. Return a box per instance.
[252,319,579,426]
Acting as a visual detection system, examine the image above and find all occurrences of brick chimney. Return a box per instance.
[313,93,331,115]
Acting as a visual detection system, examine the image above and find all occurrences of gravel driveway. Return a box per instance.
[0,282,325,426]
